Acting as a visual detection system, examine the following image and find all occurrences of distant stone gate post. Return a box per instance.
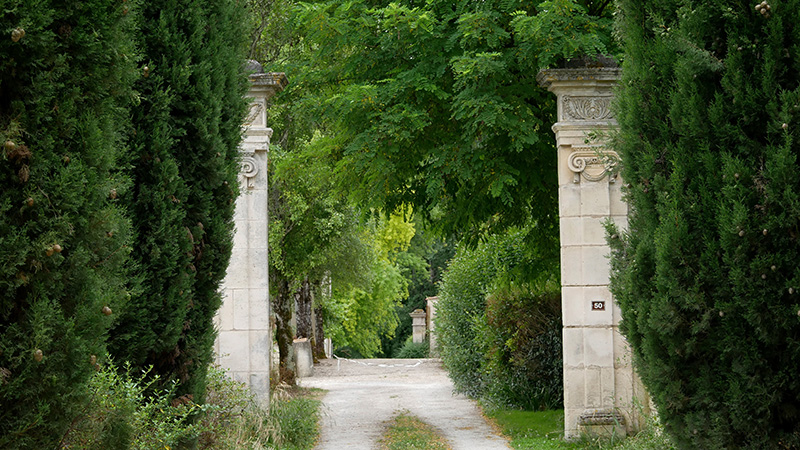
[538,64,647,438]
[214,63,287,400]
[426,296,439,355]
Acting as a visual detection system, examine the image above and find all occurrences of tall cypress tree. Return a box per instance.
[0,1,137,447]
[109,0,249,401]
[610,2,800,448]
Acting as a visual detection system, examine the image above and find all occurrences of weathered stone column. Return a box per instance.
[537,64,646,438]
[410,309,427,344]
[215,63,287,400]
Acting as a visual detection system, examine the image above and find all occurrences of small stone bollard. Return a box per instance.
[293,338,314,378]
[324,337,332,359]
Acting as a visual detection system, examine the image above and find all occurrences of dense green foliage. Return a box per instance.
[485,286,562,410]
[609,2,800,448]
[436,228,561,408]
[290,0,617,247]
[268,142,366,379]
[252,1,420,375]
[109,0,249,401]
[266,387,322,450]
[323,211,416,357]
[0,1,137,446]
[394,337,429,359]
[251,0,618,372]
[61,362,210,449]
[388,233,454,358]
[52,361,321,450]
[269,139,412,374]
[2,0,251,444]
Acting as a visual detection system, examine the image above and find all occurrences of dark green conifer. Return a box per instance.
[109,0,249,401]
[0,1,137,446]
[610,2,800,447]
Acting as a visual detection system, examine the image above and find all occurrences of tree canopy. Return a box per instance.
[249,0,617,371]
[289,0,616,248]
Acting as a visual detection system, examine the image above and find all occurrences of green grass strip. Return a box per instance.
[486,408,675,450]
[379,410,453,450]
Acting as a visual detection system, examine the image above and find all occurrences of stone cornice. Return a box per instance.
[249,72,289,93]
[537,67,622,89]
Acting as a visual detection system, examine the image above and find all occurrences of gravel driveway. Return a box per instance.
[299,357,511,450]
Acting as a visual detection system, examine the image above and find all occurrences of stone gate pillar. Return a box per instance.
[214,63,287,399]
[537,64,646,438]
[410,309,427,344]
[426,296,439,355]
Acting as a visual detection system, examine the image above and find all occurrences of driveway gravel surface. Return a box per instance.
[300,357,511,450]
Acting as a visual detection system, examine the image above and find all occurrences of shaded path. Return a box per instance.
[300,358,510,450]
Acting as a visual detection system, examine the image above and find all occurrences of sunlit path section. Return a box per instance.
[302,358,511,450]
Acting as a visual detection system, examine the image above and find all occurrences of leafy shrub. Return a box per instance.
[62,362,209,450]
[436,228,561,408]
[484,286,562,410]
[60,362,322,450]
[394,336,430,359]
[268,387,322,450]
[201,366,322,450]
[436,234,520,398]
[614,413,676,450]
[199,365,276,449]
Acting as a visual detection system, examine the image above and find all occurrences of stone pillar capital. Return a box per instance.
[240,70,287,190]
[537,67,621,90]
[248,71,289,100]
[538,67,621,126]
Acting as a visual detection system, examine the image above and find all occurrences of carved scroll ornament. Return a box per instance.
[244,100,265,127]
[241,155,258,189]
[567,147,619,183]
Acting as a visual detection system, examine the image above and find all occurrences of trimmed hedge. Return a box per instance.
[0,1,137,446]
[395,336,429,359]
[109,0,249,402]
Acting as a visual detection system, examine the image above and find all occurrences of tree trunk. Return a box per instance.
[313,303,326,360]
[295,277,313,339]
[273,277,295,385]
